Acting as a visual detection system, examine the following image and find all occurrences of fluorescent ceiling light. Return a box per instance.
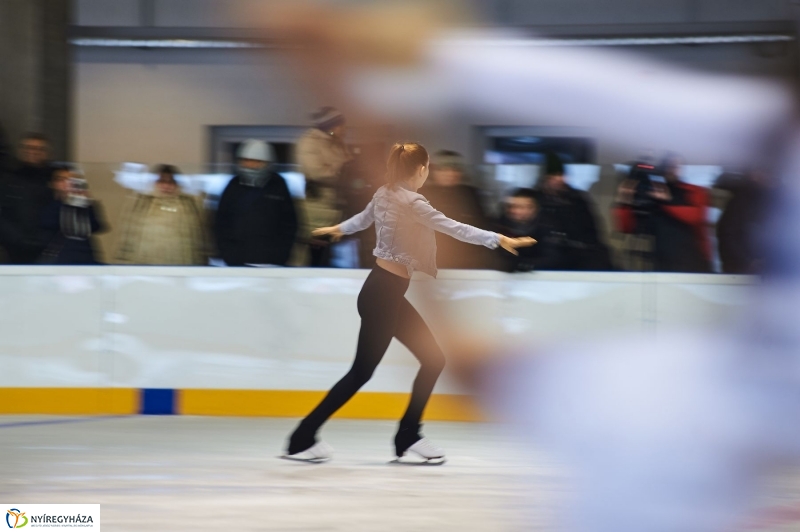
[71,34,794,49]
[71,38,263,49]
[450,34,795,47]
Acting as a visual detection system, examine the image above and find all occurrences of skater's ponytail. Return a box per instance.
[386,142,429,188]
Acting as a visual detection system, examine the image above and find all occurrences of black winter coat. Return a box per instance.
[495,215,550,272]
[214,172,298,266]
[0,164,55,263]
[533,186,612,271]
[40,200,106,265]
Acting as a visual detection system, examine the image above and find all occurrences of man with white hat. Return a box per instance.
[214,139,298,266]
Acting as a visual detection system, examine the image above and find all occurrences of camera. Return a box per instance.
[66,177,91,208]
[620,160,669,239]
[625,161,662,214]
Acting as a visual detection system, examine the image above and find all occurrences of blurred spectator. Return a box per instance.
[420,150,497,269]
[0,132,56,264]
[39,165,107,265]
[533,152,612,271]
[614,155,711,273]
[0,123,12,175]
[0,125,14,262]
[714,170,771,274]
[495,188,547,272]
[215,139,298,266]
[117,165,208,265]
[294,107,352,267]
[296,107,351,185]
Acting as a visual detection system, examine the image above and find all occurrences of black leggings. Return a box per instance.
[289,266,446,454]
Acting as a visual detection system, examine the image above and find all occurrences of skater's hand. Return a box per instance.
[311,225,344,242]
[498,235,536,256]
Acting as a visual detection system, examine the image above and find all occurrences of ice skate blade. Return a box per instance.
[279,454,330,464]
[389,456,446,466]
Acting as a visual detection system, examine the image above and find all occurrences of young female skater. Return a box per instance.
[284,142,535,464]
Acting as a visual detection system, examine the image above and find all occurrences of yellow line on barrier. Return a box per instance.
[0,388,138,415]
[179,390,484,422]
[0,388,484,421]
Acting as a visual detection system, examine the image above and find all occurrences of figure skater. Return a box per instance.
[283,142,534,464]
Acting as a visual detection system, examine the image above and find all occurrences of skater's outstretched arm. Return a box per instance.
[410,197,535,255]
[311,197,376,242]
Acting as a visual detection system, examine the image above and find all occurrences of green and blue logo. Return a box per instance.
[6,509,27,528]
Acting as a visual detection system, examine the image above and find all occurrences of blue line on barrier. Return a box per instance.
[0,415,128,429]
[141,388,176,415]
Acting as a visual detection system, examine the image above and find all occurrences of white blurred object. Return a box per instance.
[347,30,793,166]
[114,165,306,199]
[681,165,724,189]
[494,164,599,193]
[113,169,232,197]
[280,171,307,199]
[488,328,800,532]
[564,164,601,192]
[613,164,723,189]
[495,164,538,187]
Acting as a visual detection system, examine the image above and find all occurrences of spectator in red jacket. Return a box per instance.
[613,155,711,272]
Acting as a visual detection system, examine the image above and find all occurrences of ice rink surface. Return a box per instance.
[0,416,562,531]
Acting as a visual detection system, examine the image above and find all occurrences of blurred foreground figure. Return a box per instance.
[438,159,800,532]
[117,165,207,265]
[473,325,800,532]
[271,5,800,528]
[269,3,792,166]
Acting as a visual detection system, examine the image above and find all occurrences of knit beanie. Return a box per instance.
[432,150,465,170]
[545,151,565,176]
[312,107,345,132]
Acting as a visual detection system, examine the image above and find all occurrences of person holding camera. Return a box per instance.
[38,165,107,265]
[613,155,711,273]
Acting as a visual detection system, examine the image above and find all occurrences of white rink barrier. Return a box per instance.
[0,267,753,394]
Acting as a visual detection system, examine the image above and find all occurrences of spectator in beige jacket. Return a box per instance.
[293,107,352,266]
[296,107,351,184]
[117,165,207,265]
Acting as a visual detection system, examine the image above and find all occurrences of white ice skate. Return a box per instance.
[281,441,333,463]
[391,438,446,466]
